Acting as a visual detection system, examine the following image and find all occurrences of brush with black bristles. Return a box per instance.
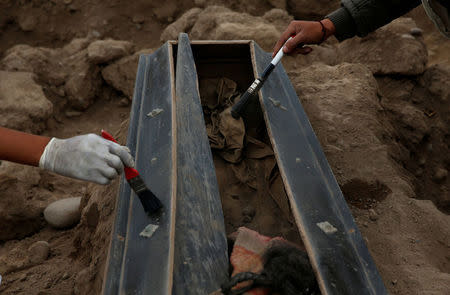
[101,130,163,214]
[231,36,295,119]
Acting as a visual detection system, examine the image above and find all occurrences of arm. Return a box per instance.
[0,127,50,166]
[0,127,134,185]
[273,0,422,56]
[329,0,422,41]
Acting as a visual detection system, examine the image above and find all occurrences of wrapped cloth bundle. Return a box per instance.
[212,227,319,295]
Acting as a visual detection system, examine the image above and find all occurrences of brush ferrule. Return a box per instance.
[128,176,147,194]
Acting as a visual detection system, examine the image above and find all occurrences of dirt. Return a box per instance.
[341,179,391,210]
[0,1,449,295]
[199,77,302,245]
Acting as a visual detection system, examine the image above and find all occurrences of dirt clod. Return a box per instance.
[341,179,391,210]
[433,168,448,183]
[28,241,50,264]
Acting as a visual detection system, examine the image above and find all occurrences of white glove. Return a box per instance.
[39,134,134,185]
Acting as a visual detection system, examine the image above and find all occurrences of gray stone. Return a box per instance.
[62,38,90,56]
[160,8,202,41]
[118,97,130,107]
[102,50,153,99]
[44,197,82,229]
[190,6,281,51]
[1,45,66,86]
[28,241,50,264]
[0,71,53,133]
[87,39,134,64]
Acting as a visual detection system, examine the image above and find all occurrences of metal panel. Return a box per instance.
[251,42,387,294]
[103,43,176,295]
[172,33,229,294]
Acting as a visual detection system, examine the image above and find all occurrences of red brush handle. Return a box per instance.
[101,130,139,180]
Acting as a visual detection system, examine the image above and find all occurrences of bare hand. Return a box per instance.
[272,19,336,57]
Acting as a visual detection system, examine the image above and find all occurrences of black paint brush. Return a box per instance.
[231,36,294,119]
[101,130,163,214]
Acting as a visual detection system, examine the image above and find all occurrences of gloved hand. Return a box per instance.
[39,134,134,185]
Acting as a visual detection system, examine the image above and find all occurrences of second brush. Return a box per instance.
[230,37,292,119]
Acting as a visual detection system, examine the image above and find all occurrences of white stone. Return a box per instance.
[44,197,81,229]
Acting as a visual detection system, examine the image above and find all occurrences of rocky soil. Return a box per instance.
[0,1,449,294]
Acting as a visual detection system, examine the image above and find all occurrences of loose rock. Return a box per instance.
[0,71,53,133]
[102,49,153,99]
[160,8,202,41]
[0,163,47,241]
[65,52,102,110]
[433,168,448,183]
[87,39,134,64]
[1,44,66,86]
[419,64,450,102]
[410,27,423,36]
[28,241,50,264]
[44,197,82,229]
[118,97,130,107]
[369,209,379,221]
[163,6,282,51]
[338,18,428,75]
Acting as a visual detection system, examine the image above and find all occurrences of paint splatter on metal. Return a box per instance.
[147,108,164,118]
[268,97,287,111]
[317,221,338,234]
[140,224,159,238]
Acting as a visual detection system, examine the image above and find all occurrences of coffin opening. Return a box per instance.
[190,42,303,246]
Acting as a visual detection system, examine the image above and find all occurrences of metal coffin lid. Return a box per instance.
[103,38,228,295]
[252,41,387,294]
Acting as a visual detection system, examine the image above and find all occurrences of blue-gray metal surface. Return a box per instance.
[172,33,229,295]
[252,42,388,295]
[103,43,176,295]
